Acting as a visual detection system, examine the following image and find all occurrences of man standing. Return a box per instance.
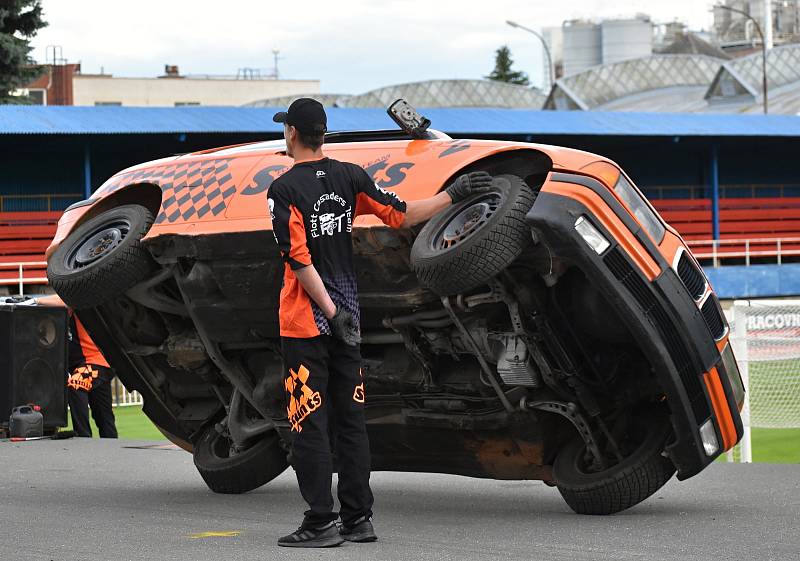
[269,98,492,548]
[66,309,118,438]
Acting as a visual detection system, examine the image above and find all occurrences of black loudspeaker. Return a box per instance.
[0,304,68,429]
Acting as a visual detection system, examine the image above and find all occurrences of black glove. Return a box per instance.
[445,171,493,203]
[329,307,361,346]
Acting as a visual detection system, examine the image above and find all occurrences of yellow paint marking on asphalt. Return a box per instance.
[189,531,241,539]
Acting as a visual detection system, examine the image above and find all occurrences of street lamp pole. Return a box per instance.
[506,20,555,91]
[714,4,768,114]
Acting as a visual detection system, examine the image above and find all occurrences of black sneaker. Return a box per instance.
[277,521,344,548]
[339,516,378,543]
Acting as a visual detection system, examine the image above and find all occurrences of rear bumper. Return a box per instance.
[526,173,743,479]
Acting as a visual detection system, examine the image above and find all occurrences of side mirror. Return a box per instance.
[387,99,432,139]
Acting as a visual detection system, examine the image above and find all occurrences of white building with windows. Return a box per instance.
[23,63,319,107]
[72,73,320,107]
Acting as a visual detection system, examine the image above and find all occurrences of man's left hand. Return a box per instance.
[445,171,493,203]
[329,308,361,346]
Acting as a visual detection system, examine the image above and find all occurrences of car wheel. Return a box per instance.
[553,415,676,515]
[410,174,536,296]
[47,205,156,309]
[193,424,289,494]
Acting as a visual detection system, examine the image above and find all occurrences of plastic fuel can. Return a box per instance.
[9,405,44,438]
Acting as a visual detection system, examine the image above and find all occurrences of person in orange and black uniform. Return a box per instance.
[269,98,492,548]
[66,310,118,438]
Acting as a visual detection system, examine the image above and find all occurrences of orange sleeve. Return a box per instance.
[287,204,312,269]
[353,166,407,229]
[269,183,312,270]
[355,193,406,229]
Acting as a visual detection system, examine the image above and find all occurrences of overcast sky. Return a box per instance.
[31,0,716,94]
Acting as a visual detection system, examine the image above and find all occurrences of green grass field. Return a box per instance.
[748,428,800,463]
[69,406,800,463]
[66,405,164,440]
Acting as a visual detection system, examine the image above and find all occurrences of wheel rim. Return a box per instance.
[432,194,500,250]
[65,219,131,270]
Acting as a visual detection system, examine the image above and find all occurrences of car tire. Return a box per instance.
[410,174,536,296]
[47,204,156,309]
[553,416,676,515]
[193,425,289,494]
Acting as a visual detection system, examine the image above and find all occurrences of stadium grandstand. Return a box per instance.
[2,105,800,297]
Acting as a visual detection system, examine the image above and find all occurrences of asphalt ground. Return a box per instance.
[0,439,797,561]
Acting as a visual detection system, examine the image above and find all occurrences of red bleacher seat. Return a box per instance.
[0,211,61,284]
[653,198,800,238]
[0,211,63,224]
[652,198,800,259]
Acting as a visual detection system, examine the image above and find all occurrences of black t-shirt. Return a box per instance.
[268,157,406,338]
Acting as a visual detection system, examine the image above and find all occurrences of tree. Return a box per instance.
[0,0,47,104]
[485,45,530,86]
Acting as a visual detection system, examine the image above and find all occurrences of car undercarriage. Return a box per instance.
[71,165,673,514]
[47,103,742,515]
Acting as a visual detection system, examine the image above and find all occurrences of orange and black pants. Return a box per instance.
[282,335,373,528]
[67,364,118,438]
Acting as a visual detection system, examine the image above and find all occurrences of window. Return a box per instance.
[27,89,46,105]
[95,101,122,106]
[10,88,46,104]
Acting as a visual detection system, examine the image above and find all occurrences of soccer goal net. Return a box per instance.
[728,299,800,462]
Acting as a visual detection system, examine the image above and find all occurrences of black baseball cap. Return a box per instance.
[273,98,327,134]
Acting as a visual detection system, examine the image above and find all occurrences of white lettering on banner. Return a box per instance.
[747,313,800,331]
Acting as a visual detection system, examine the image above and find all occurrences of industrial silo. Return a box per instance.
[601,17,653,65]
[562,21,602,76]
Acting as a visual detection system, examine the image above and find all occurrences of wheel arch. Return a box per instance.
[439,148,554,193]
[47,183,163,260]
[80,183,163,229]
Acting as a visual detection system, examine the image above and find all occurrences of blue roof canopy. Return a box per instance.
[0,106,799,137]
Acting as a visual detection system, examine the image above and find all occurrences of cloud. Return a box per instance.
[32,0,715,94]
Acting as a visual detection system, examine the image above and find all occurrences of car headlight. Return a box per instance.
[720,343,746,409]
[613,174,666,244]
[699,418,720,456]
[574,216,610,254]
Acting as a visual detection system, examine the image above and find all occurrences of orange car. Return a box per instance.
[45,101,744,514]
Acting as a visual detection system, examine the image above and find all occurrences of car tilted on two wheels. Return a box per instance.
[46,104,745,515]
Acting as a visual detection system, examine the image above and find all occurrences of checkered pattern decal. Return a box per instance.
[94,158,237,225]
